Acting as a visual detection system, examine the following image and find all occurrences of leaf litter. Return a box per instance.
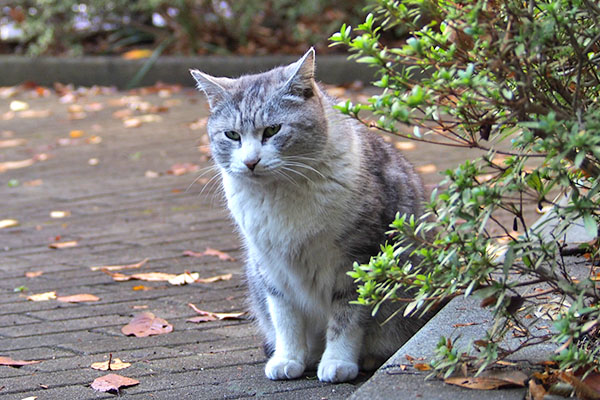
[56,294,100,303]
[90,258,148,271]
[91,355,131,371]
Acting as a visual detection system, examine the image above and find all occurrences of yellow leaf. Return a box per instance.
[69,130,84,138]
[27,291,57,301]
[0,219,19,229]
[121,49,153,59]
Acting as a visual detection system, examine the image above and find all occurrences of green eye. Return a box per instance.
[263,124,281,138]
[224,131,241,141]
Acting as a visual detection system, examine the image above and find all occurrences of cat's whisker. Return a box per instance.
[280,166,315,185]
[283,161,326,180]
[186,164,220,193]
[274,169,300,187]
[197,170,223,199]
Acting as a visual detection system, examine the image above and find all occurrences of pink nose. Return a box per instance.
[244,159,260,171]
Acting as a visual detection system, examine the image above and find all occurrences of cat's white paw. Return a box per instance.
[317,359,359,383]
[265,357,305,380]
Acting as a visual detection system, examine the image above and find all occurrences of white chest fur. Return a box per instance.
[221,171,354,312]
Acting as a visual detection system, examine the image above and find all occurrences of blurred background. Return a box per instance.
[0,1,393,87]
[0,0,368,56]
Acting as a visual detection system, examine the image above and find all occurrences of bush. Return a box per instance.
[2,0,366,56]
[331,0,600,380]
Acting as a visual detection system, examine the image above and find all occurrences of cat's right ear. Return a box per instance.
[189,69,232,109]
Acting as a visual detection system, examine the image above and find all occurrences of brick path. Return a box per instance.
[0,84,538,399]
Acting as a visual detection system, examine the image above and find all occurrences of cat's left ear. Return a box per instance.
[283,47,315,98]
[190,69,233,109]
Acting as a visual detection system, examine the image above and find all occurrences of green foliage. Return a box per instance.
[332,0,600,376]
[4,0,366,55]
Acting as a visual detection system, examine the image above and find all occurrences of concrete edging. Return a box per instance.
[0,55,375,88]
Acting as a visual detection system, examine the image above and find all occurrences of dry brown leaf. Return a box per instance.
[413,363,432,371]
[528,379,547,400]
[129,272,177,282]
[91,373,139,393]
[445,370,528,390]
[183,248,236,261]
[121,312,173,337]
[394,141,416,151]
[559,371,600,400]
[90,258,148,271]
[0,356,41,367]
[25,271,43,278]
[168,272,200,286]
[91,358,131,371]
[49,240,78,249]
[27,291,56,301]
[187,303,246,323]
[56,294,100,303]
[195,273,233,284]
[0,219,19,229]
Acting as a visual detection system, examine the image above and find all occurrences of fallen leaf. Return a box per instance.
[24,179,43,187]
[0,138,26,148]
[559,371,600,400]
[49,240,78,249]
[18,109,51,119]
[0,158,35,172]
[452,322,479,328]
[528,379,547,400]
[394,141,416,151]
[0,356,41,367]
[91,373,139,393]
[122,49,153,59]
[189,117,208,130]
[50,210,70,218]
[91,358,131,371]
[0,219,19,229]
[145,170,159,178]
[167,163,199,176]
[416,164,437,174]
[445,370,528,390]
[413,363,431,371]
[27,291,57,301]
[123,118,142,128]
[121,312,173,337]
[90,258,148,271]
[183,248,236,261]
[168,272,200,285]
[25,271,43,278]
[105,270,177,282]
[583,372,600,396]
[195,273,233,284]
[69,130,84,138]
[56,294,100,303]
[132,285,153,291]
[9,100,29,111]
[187,303,246,323]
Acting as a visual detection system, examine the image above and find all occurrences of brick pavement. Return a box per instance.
[0,83,539,399]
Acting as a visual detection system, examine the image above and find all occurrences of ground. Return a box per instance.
[0,83,539,399]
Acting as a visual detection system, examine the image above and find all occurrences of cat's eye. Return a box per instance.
[224,130,241,141]
[263,124,281,139]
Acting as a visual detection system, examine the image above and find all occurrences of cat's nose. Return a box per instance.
[244,158,261,171]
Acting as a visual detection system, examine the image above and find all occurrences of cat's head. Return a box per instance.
[190,48,328,183]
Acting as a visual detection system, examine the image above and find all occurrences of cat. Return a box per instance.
[190,48,426,383]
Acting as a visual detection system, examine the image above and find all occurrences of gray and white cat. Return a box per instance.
[190,48,426,383]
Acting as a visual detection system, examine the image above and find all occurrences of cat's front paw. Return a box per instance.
[317,359,359,383]
[265,357,305,380]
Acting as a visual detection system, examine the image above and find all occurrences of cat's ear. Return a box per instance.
[189,69,233,109]
[283,47,316,99]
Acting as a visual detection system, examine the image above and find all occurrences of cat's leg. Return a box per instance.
[317,302,365,383]
[264,294,308,380]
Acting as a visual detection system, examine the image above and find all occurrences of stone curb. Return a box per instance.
[0,55,374,88]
